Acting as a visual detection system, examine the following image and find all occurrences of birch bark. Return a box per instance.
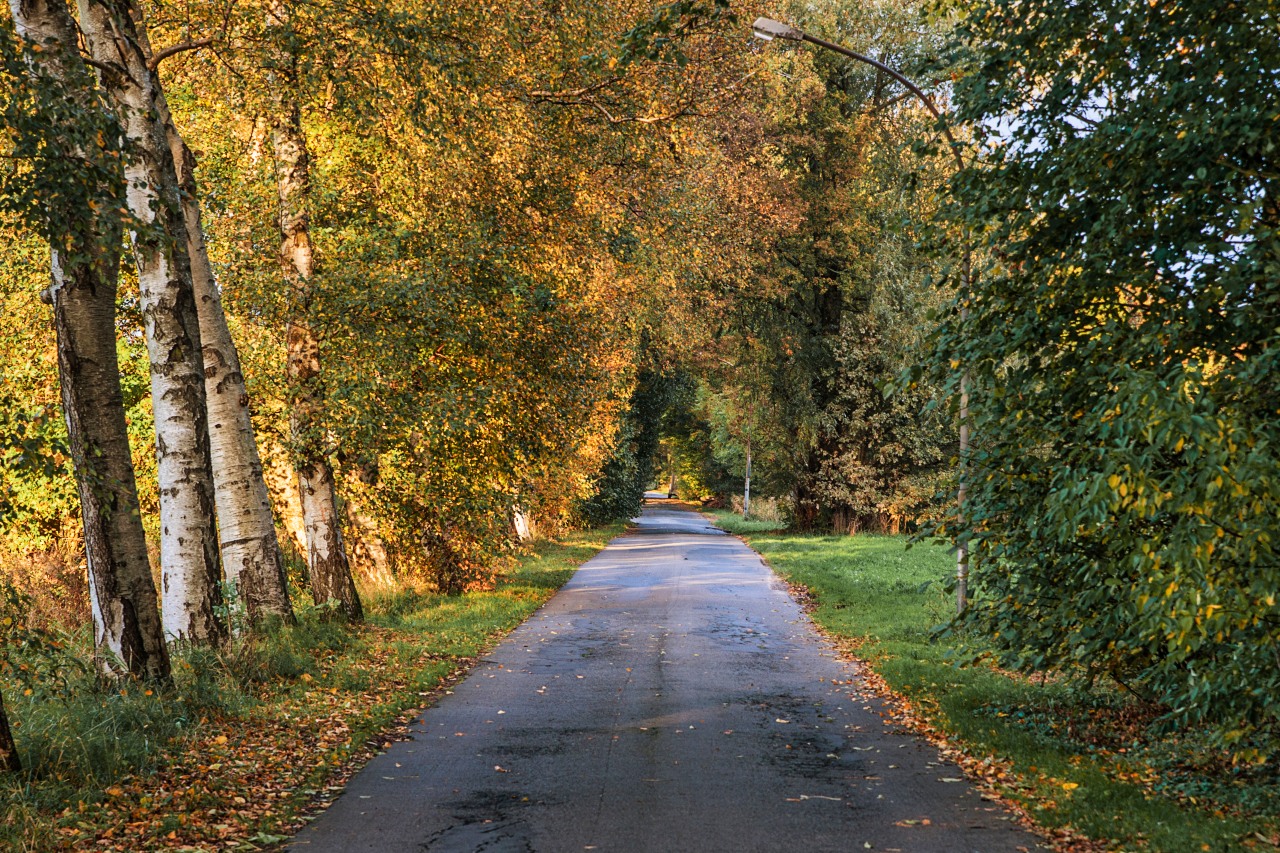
[268,26,362,619]
[511,504,535,543]
[171,133,293,625]
[8,0,170,680]
[76,0,225,645]
[162,113,294,628]
[114,9,292,627]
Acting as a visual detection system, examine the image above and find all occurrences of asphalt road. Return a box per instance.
[287,501,1045,853]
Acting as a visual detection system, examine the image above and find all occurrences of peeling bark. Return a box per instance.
[9,0,170,681]
[77,0,225,646]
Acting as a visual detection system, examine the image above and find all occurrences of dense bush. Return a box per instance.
[931,0,1280,759]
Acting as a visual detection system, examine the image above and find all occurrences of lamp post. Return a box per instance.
[752,18,972,614]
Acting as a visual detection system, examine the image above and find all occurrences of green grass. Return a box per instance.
[706,509,1280,853]
[0,522,623,851]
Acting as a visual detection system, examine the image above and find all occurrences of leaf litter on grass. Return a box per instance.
[52,632,471,852]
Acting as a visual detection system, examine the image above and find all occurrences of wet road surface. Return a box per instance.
[287,501,1045,852]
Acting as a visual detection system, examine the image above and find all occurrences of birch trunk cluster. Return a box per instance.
[166,127,294,627]
[8,0,171,678]
[8,0,311,673]
[77,0,226,647]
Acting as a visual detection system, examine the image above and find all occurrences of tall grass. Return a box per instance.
[0,522,623,849]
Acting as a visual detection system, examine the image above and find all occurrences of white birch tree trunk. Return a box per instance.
[8,0,170,680]
[120,12,292,627]
[77,0,225,646]
[171,133,293,625]
[161,115,294,628]
[267,12,362,619]
[511,504,535,543]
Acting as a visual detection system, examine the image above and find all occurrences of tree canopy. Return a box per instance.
[928,0,1280,756]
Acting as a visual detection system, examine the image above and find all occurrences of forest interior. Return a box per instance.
[0,0,1277,850]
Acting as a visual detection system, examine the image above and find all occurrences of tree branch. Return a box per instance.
[147,37,213,71]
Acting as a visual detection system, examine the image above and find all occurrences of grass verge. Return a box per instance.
[0,522,623,852]
[707,509,1280,853]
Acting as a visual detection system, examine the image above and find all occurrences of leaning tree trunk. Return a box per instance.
[176,135,294,627]
[271,81,362,621]
[152,96,294,628]
[8,0,170,681]
[77,0,225,646]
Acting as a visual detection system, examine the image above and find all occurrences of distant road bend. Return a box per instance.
[288,499,1045,853]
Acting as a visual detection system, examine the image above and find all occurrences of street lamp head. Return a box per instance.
[752,17,803,42]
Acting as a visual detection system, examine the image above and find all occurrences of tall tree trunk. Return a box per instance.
[8,0,170,681]
[161,109,294,628]
[77,0,225,646]
[269,29,362,619]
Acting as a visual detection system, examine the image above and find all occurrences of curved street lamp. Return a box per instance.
[752,18,973,614]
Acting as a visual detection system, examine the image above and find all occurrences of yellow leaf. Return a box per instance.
[1061,782,1079,791]
[213,735,228,745]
